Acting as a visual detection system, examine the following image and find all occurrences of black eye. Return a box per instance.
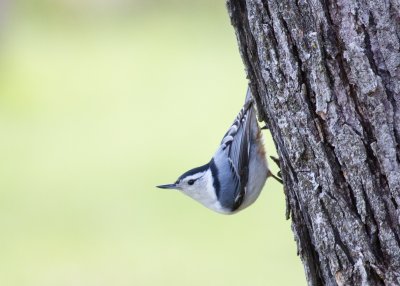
[188,179,195,185]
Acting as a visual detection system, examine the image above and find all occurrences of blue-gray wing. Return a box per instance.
[219,93,255,210]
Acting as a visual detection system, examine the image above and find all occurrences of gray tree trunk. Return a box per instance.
[226,0,400,285]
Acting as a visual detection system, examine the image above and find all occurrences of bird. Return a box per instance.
[157,88,281,214]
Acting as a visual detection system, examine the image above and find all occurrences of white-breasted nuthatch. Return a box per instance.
[157,88,281,214]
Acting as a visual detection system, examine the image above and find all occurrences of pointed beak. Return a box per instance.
[156,184,177,189]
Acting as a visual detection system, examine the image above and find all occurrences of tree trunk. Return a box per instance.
[226,0,400,285]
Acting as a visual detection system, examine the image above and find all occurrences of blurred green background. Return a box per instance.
[0,0,306,285]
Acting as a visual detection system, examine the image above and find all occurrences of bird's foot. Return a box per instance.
[270,156,281,169]
[269,156,283,184]
[268,170,283,184]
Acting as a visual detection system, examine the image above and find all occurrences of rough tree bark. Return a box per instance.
[226,0,400,285]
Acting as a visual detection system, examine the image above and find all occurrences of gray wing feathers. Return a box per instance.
[218,100,255,211]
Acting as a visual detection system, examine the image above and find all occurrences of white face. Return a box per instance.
[175,172,208,194]
[158,169,225,213]
[175,170,221,212]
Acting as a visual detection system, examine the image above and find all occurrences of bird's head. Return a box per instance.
[157,162,224,212]
[157,163,210,194]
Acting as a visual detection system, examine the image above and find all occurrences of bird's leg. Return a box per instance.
[270,156,282,177]
[268,171,283,184]
[269,155,281,168]
[269,156,283,184]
